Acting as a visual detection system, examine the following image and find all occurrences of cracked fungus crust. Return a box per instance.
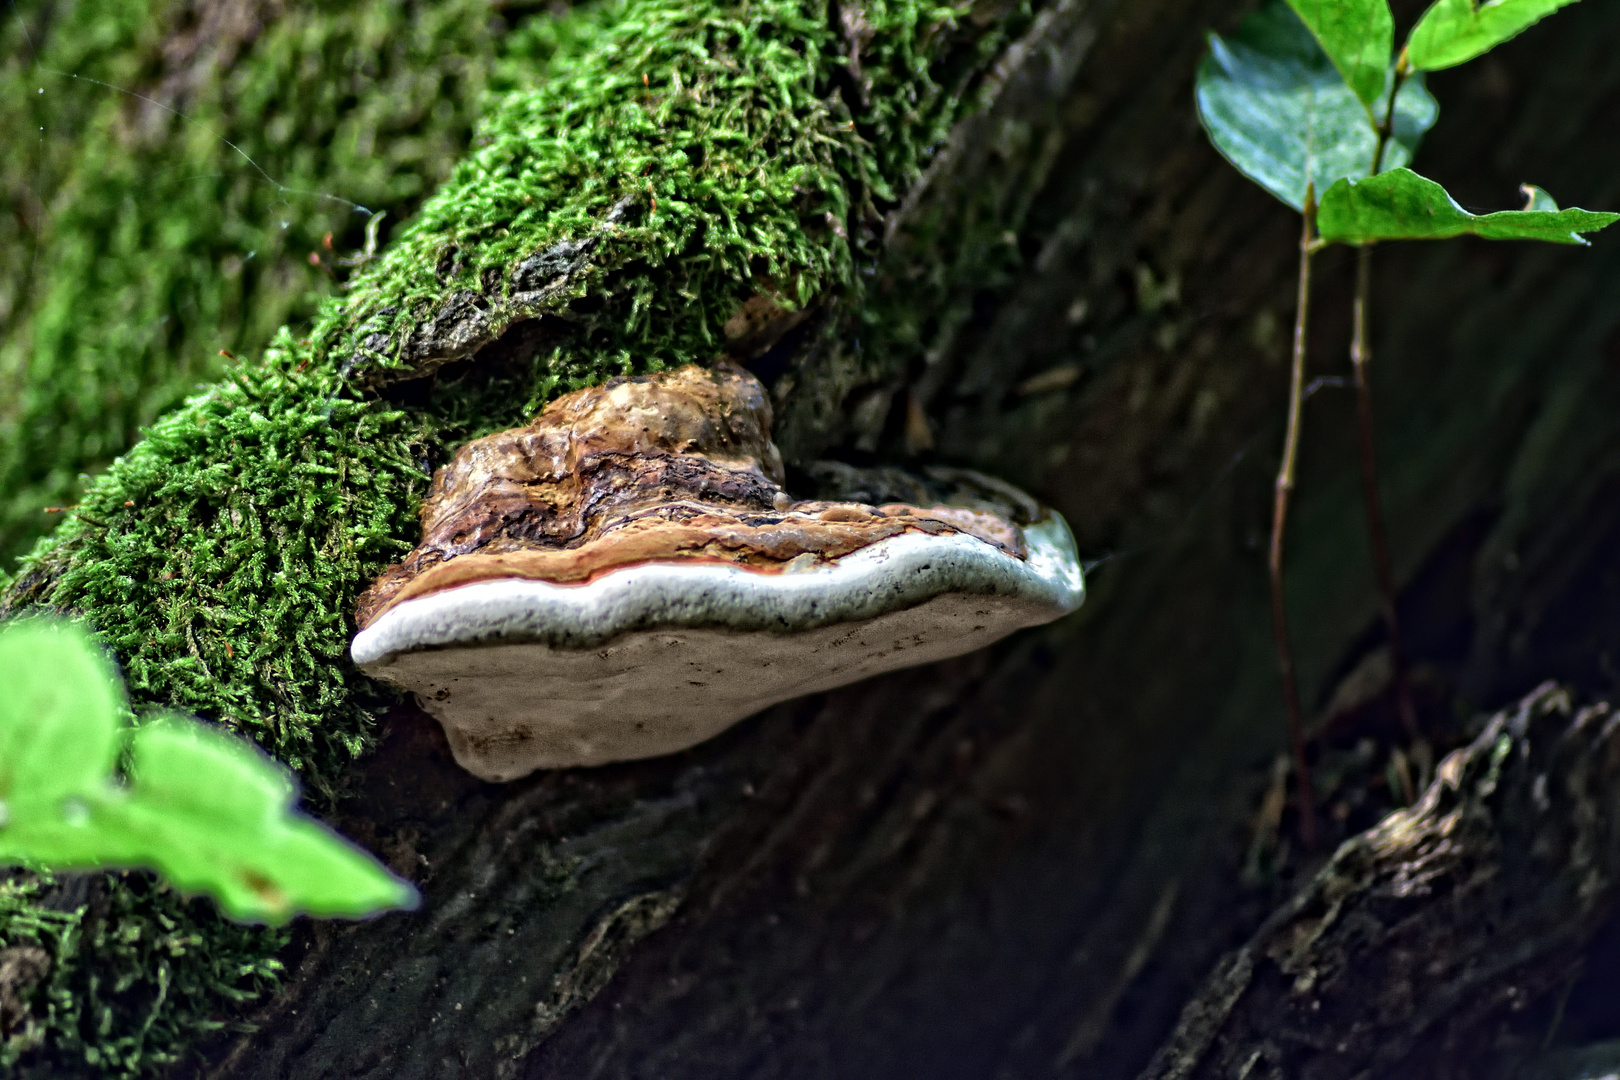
[354,363,1032,624]
[0,0,1031,1070]
[352,364,1082,779]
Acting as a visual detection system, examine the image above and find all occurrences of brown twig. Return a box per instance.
[1350,247,1419,738]
[1271,188,1317,849]
[1350,58,1422,739]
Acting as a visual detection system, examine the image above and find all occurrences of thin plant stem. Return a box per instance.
[1350,58,1423,738]
[1349,247,1420,739]
[1271,190,1317,849]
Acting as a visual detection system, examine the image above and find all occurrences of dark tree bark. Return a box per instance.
[16,0,1620,1076]
[1143,684,1620,1080]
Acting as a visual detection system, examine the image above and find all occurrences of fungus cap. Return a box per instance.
[351,365,1083,780]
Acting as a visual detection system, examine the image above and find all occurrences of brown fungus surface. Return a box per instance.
[357,364,1026,627]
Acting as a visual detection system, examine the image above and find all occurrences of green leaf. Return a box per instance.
[0,620,121,804]
[1285,0,1395,107]
[1407,0,1581,72]
[0,619,417,925]
[1317,167,1620,245]
[96,720,418,923]
[1196,1,1438,211]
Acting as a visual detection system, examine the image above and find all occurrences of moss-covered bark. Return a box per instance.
[0,0,495,568]
[0,0,1033,1071]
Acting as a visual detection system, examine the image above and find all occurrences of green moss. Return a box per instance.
[0,874,283,1078]
[0,0,495,567]
[0,0,1028,1071]
[7,338,427,786]
[321,0,1021,395]
[0,336,423,1075]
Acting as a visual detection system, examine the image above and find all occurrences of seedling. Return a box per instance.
[1196,0,1616,844]
[0,618,416,924]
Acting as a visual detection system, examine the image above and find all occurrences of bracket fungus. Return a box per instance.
[351,364,1083,780]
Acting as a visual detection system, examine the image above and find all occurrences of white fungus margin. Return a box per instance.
[352,517,1083,780]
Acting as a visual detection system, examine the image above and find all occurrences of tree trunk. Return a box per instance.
[7,0,1620,1077]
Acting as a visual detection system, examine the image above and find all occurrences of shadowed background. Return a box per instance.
[6,0,1620,1075]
